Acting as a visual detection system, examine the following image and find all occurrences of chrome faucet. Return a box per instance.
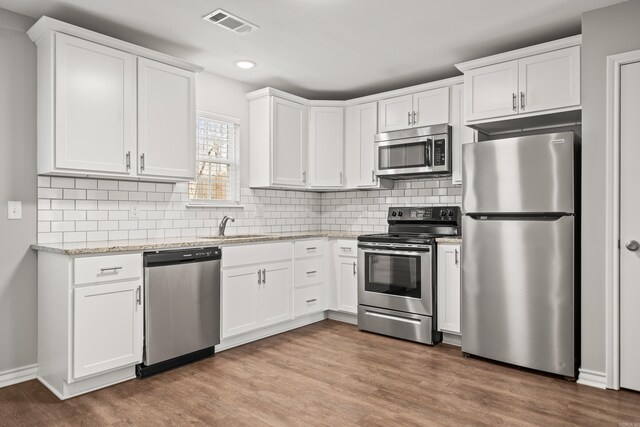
[218,215,235,236]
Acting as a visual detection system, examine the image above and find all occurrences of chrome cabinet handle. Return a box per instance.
[306,247,317,251]
[126,151,131,170]
[412,111,417,125]
[339,170,343,184]
[100,266,122,273]
[407,112,411,126]
[306,298,317,303]
[455,248,459,266]
[626,240,640,252]
[340,247,352,251]
[262,268,266,283]
[352,261,356,276]
[520,92,525,110]
[306,270,317,275]
[372,170,376,183]
[512,93,517,111]
[140,153,145,171]
[302,171,306,183]
[136,286,141,306]
[257,269,262,285]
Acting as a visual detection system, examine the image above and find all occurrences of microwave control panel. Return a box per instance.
[433,139,447,166]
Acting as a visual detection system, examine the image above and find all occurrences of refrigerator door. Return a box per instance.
[463,132,574,214]
[461,215,575,376]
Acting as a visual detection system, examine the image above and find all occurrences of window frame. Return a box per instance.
[187,110,241,207]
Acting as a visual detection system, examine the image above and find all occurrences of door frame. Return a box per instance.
[604,49,640,390]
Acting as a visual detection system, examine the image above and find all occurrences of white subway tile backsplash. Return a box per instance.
[51,200,75,210]
[51,177,75,189]
[39,188,62,199]
[98,180,119,191]
[63,189,86,200]
[108,191,129,201]
[76,179,98,190]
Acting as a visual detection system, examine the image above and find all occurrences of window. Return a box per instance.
[189,111,240,205]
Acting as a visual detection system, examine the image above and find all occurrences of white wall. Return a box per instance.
[0,8,37,374]
[581,0,640,376]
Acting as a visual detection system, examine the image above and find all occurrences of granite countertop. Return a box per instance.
[31,232,361,255]
[435,237,463,244]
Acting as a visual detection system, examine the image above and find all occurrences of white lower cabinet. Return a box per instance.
[437,243,462,335]
[333,240,358,314]
[294,284,325,317]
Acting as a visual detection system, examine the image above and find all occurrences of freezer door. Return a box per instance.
[462,132,574,214]
[461,215,575,376]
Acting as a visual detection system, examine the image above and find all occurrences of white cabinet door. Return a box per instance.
[55,33,136,175]
[378,94,413,132]
[518,46,580,114]
[260,262,293,327]
[451,85,477,186]
[465,60,519,122]
[222,266,261,339]
[272,97,308,187]
[309,106,344,188]
[73,280,143,379]
[345,102,380,188]
[413,87,450,127]
[337,258,358,314]
[137,58,195,180]
[437,244,461,334]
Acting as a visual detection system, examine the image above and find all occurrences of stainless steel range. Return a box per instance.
[357,206,461,345]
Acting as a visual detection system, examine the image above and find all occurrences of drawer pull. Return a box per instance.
[340,247,352,251]
[306,298,317,304]
[306,270,317,275]
[306,247,317,251]
[100,266,123,273]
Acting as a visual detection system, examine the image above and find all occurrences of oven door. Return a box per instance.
[357,245,433,316]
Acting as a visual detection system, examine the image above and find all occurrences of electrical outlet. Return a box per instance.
[130,204,140,219]
[8,201,22,220]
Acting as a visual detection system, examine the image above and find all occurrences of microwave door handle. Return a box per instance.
[426,139,432,167]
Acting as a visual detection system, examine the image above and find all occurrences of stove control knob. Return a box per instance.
[448,209,454,217]
[398,211,403,217]
[391,211,397,217]
[440,210,446,217]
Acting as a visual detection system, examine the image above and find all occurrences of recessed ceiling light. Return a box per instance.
[235,60,256,70]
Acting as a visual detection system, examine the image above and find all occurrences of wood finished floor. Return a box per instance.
[2,320,640,426]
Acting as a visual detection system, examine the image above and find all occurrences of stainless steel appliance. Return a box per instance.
[137,247,221,377]
[462,131,579,377]
[374,125,451,178]
[358,206,462,344]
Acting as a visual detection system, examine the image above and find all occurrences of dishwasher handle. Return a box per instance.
[144,247,221,267]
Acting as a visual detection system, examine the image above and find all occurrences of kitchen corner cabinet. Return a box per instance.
[451,84,477,186]
[437,243,461,335]
[249,95,309,188]
[333,240,358,314]
[463,44,580,124]
[37,251,143,399]
[344,102,393,189]
[378,87,449,133]
[28,18,198,182]
[308,106,344,188]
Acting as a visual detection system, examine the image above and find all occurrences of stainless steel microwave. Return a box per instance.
[374,125,451,178]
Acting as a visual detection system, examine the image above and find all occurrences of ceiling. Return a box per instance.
[0,0,627,99]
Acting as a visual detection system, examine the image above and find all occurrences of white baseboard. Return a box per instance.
[0,364,37,388]
[327,310,357,325]
[577,368,607,389]
[442,332,462,347]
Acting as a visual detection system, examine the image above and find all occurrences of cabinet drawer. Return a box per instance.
[294,258,324,288]
[335,240,357,257]
[74,253,142,285]
[294,285,325,317]
[294,239,323,258]
[223,241,292,268]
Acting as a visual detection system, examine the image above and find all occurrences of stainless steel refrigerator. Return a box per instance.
[461,132,578,377]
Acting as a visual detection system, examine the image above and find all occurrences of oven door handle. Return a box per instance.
[360,248,430,257]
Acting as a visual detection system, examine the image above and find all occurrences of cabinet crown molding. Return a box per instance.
[27,16,203,73]
[455,35,582,72]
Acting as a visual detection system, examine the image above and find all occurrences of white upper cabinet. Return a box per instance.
[28,17,200,182]
[451,84,477,186]
[308,106,344,188]
[54,33,136,175]
[457,36,581,129]
[137,58,195,180]
[378,88,450,132]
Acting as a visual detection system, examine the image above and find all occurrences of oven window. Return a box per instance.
[378,142,428,170]
[365,253,421,298]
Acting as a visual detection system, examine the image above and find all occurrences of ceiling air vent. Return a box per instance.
[202,9,259,35]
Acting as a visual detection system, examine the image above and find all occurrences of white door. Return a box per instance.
[413,87,450,127]
[260,262,292,327]
[620,60,640,392]
[55,33,136,175]
[518,46,580,114]
[338,258,357,313]
[464,60,519,122]
[378,94,413,132]
[451,85,477,185]
[309,106,344,188]
[437,244,461,334]
[272,97,308,187]
[73,280,143,379]
[345,102,379,188]
[221,266,261,338]
[137,58,196,180]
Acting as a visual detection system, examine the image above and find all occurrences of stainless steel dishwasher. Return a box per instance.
[137,247,221,378]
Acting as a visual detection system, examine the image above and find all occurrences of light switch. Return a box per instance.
[8,201,22,220]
